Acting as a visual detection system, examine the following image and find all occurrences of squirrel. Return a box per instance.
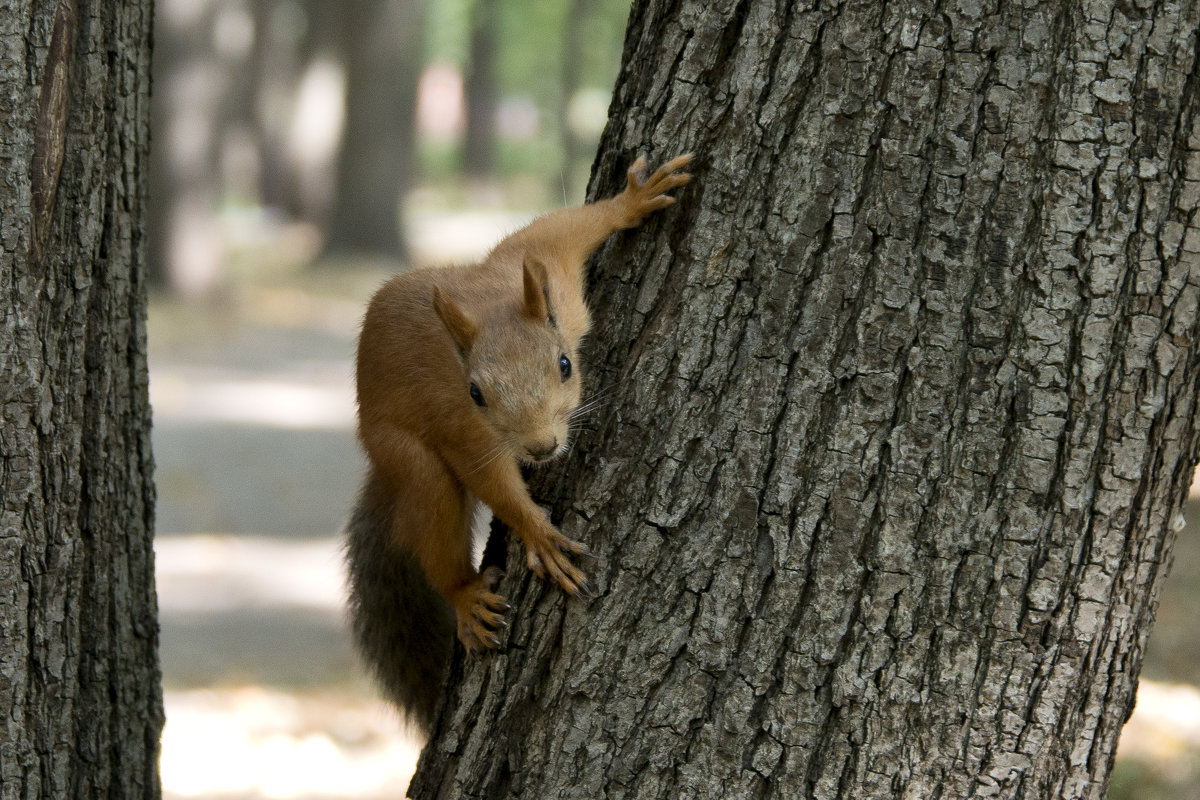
[344,154,692,730]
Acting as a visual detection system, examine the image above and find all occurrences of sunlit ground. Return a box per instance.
[155,534,422,799]
[161,686,419,799]
[151,209,1200,799]
[152,207,523,799]
[156,532,424,798]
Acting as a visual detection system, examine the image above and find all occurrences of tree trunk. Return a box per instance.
[249,0,309,219]
[558,0,594,201]
[463,0,498,179]
[0,2,161,798]
[148,0,250,294]
[323,0,424,261]
[410,1,1200,799]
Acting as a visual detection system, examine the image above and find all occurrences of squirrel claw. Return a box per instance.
[560,539,591,557]
[525,533,588,598]
[451,574,511,651]
[458,619,505,652]
[627,155,648,183]
[621,153,693,226]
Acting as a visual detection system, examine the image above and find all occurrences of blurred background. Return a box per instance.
[146,1,1200,798]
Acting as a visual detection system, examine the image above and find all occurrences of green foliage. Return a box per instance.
[1109,757,1199,800]
[426,0,473,66]
[425,0,628,93]
[418,0,631,188]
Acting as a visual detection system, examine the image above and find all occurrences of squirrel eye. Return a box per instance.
[469,382,486,407]
[559,354,572,382]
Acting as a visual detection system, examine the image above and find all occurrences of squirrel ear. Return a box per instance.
[432,286,478,354]
[522,256,555,325]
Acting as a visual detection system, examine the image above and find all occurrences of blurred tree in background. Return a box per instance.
[462,0,499,179]
[323,0,426,261]
[147,0,632,293]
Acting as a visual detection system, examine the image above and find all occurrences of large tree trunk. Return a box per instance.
[410,1,1200,798]
[0,1,161,797]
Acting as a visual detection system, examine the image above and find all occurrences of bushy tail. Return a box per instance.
[344,473,454,732]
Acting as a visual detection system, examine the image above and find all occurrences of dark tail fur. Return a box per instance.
[344,473,454,732]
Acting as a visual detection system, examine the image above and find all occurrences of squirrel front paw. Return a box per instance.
[450,566,510,652]
[523,526,591,599]
[619,153,693,227]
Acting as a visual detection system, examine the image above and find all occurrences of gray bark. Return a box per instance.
[410,1,1200,798]
[0,1,161,797]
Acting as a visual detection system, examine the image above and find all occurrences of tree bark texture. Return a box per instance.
[411,1,1200,798]
[0,1,161,798]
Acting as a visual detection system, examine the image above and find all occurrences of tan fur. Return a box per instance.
[355,154,692,650]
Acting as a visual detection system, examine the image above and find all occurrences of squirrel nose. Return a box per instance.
[526,439,559,462]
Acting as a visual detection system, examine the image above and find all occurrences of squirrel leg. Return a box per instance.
[490,154,692,283]
[446,565,510,652]
[369,428,511,651]
[443,447,590,598]
[613,153,693,228]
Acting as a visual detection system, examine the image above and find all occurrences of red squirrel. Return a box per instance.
[345,154,692,729]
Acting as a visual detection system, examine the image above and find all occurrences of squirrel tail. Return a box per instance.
[344,472,454,732]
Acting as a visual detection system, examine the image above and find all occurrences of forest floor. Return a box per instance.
[150,213,1200,800]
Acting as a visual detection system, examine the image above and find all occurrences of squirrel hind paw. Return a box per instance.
[453,580,510,652]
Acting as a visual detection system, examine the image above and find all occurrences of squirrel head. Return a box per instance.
[432,258,581,465]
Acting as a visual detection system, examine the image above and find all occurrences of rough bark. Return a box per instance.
[0,1,161,798]
[410,1,1200,799]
